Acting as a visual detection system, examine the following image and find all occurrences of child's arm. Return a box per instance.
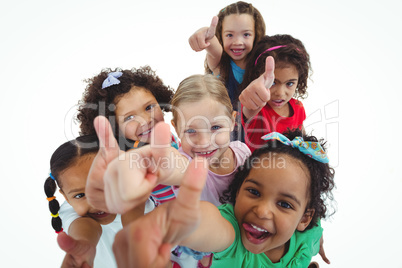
[189,16,222,74]
[57,217,102,268]
[240,56,275,120]
[112,158,234,268]
[318,235,330,264]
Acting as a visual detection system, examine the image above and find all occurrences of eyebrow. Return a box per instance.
[68,188,85,195]
[279,192,301,207]
[244,178,262,186]
[274,78,298,84]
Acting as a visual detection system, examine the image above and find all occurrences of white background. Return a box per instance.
[1,0,401,267]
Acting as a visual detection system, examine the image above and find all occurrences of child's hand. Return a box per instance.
[240,56,275,120]
[113,157,208,268]
[189,16,218,52]
[57,232,95,268]
[103,120,188,214]
[86,116,123,212]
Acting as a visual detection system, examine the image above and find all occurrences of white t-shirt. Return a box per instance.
[59,199,155,268]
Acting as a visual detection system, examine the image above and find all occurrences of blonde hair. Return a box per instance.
[171,74,233,126]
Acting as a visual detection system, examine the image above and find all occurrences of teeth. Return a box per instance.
[140,129,151,135]
[251,224,267,233]
[198,150,213,155]
[96,211,105,215]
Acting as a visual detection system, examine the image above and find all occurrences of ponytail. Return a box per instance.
[45,134,99,234]
[44,174,63,233]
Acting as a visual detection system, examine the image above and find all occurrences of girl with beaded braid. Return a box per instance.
[44,135,154,267]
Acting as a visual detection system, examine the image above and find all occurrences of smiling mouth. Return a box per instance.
[194,149,217,157]
[243,222,271,242]
[139,128,152,136]
[231,49,244,54]
[89,211,109,219]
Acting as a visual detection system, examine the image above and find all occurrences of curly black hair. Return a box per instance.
[220,128,335,231]
[239,34,312,101]
[76,66,174,137]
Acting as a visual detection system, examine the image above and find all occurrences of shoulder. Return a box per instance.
[170,132,181,149]
[59,201,80,234]
[218,204,235,219]
[230,141,251,164]
[284,224,323,267]
[291,98,304,108]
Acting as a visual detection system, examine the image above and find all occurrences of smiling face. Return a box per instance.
[173,97,236,172]
[268,64,299,117]
[59,154,116,225]
[234,154,313,261]
[221,14,255,69]
[115,87,164,143]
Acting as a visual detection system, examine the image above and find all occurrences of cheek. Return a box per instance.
[223,40,231,51]
[276,215,300,239]
[69,201,87,217]
[180,138,194,155]
[121,122,140,140]
[153,109,164,123]
[213,132,231,147]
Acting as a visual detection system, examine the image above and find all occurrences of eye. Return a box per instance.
[287,82,295,87]
[184,129,196,134]
[244,33,251,37]
[226,33,233,38]
[124,115,134,122]
[278,201,292,209]
[74,193,85,199]
[271,81,276,86]
[211,125,221,131]
[247,188,260,197]
[146,104,156,111]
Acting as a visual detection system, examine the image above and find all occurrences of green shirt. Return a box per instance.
[212,204,322,268]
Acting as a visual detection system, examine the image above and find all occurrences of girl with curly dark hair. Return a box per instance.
[77,66,179,207]
[239,34,312,151]
[109,129,335,267]
[77,65,178,146]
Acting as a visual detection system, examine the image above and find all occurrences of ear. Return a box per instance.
[230,111,237,132]
[296,209,315,231]
[59,189,70,205]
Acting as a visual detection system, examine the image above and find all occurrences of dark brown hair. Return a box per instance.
[239,34,311,100]
[77,66,174,137]
[206,1,266,84]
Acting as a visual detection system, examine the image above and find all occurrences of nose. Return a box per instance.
[194,131,211,149]
[233,36,243,45]
[253,201,274,220]
[76,202,90,217]
[137,112,152,126]
[272,84,286,98]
